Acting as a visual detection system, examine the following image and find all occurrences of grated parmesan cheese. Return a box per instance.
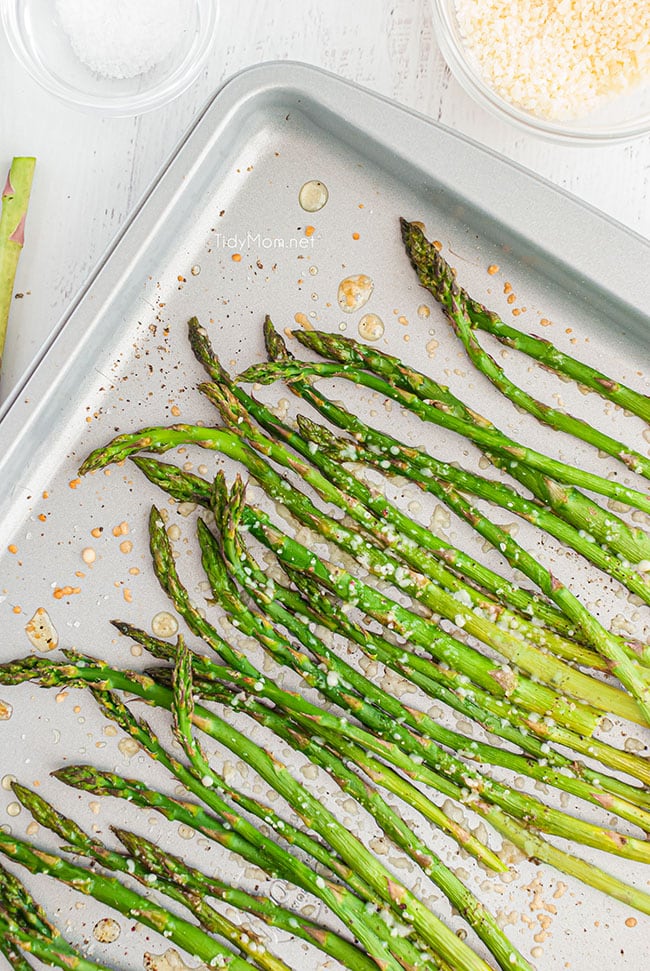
[454,0,650,120]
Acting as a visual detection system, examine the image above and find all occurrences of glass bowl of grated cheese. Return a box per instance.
[431,0,650,142]
[1,0,218,116]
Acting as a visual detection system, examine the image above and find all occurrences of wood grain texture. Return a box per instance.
[0,0,648,402]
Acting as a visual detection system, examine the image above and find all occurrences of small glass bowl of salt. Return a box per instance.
[1,0,218,115]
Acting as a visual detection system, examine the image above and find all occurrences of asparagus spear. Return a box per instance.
[0,158,35,373]
[11,784,292,971]
[0,830,256,971]
[291,325,650,568]
[399,217,650,424]
[237,357,650,517]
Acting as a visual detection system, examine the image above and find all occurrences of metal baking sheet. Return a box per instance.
[0,62,649,971]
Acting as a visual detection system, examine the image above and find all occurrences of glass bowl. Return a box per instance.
[430,0,650,144]
[1,0,218,116]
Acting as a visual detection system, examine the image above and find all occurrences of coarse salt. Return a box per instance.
[454,0,650,120]
[56,0,192,80]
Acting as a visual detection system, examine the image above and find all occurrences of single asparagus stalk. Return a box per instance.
[52,714,650,918]
[237,358,650,517]
[0,158,35,372]
[292,324,650,569]
[201,378,625,673]
[399,217,650,424]
[131,455,650,786]
[0,831,256,971]
[89,684,418,971]
[11,785,292,971]
[112,829,379,971]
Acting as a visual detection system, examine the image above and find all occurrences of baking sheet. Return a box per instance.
[0,62,649,970]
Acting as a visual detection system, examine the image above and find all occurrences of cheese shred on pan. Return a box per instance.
[454,0,650,120]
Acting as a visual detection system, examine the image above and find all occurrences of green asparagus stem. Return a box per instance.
[291,324,650,570]
[0,158,35,372]
[399,217,650,424]
[11,785,292,971]
[0,831,256,971]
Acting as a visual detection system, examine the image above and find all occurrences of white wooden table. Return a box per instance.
[1,0,649,405]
